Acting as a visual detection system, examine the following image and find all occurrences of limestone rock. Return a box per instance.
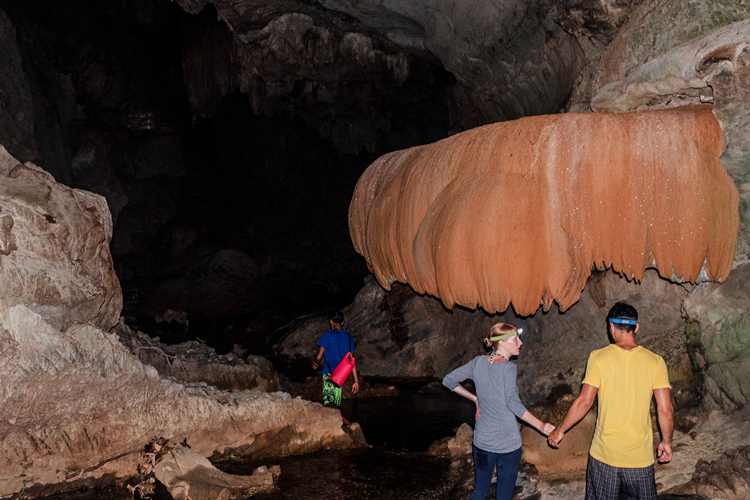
[655,407,750,492]
[153,445,279,500]
[683,262,750,410]
[0,146,122,331]
[428,423,473,458]
[119,324,291,392]
[667,446,750,500]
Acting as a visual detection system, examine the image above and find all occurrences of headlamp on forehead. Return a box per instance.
[609,318,637,325]
[489,328,523,342]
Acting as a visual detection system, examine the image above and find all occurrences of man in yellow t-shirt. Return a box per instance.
[547,302,674,500]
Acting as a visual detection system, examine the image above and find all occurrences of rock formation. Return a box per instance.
[349,106,738,316]
[0,148,364,497]
[276,269,696,407]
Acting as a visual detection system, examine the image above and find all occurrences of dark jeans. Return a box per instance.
[470,444,522,500]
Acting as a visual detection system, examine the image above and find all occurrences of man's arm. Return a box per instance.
[312,346,325,369]
[548,384,598,447]
[654,388,674,463]
[351,365,359,394]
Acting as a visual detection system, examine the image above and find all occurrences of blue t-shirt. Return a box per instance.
[318,329,354,375]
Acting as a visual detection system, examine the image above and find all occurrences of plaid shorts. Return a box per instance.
[586,455,657,500]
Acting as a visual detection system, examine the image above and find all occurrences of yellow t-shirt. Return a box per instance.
[582,344,671,468]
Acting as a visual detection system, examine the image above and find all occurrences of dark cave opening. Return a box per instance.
[0,0,455,354]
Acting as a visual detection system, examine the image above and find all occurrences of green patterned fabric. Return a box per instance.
[322,374,342,407]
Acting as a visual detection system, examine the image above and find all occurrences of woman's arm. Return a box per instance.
[520,411,555,435]
[443,360,480,419]
[453,385,481,419]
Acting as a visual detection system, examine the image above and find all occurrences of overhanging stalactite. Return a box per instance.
[349,105,739,316]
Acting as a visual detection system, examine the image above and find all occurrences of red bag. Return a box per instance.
[330,352,355,387]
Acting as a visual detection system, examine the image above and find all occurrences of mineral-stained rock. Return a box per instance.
[0,146,122,331]
[570,11,750,261]
[348,106,737,316]
[153,445,280,500]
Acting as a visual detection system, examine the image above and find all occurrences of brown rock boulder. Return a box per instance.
[521,405,596,479]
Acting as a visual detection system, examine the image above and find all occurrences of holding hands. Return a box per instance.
[547,428,564,447]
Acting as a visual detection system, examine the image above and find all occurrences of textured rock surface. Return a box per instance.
[0,146,122,331]
[683,262,750,410]
[118,324,292,392]
[276,269,695,407]
[173,0,584,135]
[0,149,363,496]
[153,445,279,500]
[569,4,750,261]
[667,445,750,500]
[349,106,737,316]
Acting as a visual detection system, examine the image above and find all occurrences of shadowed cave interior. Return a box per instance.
[1,0,750,499]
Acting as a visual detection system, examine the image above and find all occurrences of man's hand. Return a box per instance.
[548,428,564,447]
[657,442,673,463]
[312,362,319,370]
[474,399,481,420]
[352,381,359,394]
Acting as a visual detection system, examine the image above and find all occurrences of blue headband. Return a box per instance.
[609,318,637,325]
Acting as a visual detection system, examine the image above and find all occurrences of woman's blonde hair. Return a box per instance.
[483,322,518,350]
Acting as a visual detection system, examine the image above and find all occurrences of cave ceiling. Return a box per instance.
[173,0,630,135]
[1,0,748,341]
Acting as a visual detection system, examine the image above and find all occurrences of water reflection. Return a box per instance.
[220,449,454,500]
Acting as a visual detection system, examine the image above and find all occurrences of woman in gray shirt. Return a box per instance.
[443,322,554,500]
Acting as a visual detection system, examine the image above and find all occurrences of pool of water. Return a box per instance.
[219,449,457,500]
[342,389,476,451]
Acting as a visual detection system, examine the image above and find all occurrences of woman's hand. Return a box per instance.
[541,422,555,436]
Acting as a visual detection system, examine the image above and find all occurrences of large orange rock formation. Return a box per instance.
[349,106,738,316]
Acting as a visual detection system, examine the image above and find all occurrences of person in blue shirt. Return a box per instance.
[312,310,359,412]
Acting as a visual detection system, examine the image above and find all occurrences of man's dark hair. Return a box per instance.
[329,309,344,324]
[606,301,638,333]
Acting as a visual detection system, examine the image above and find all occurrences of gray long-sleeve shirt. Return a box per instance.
[442,356,528,453]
